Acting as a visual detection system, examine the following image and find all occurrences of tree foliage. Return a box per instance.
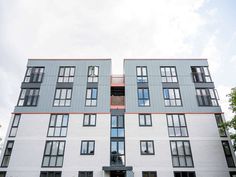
[221,87,236,150]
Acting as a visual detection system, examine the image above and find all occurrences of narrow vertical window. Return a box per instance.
[142,171,157,177]
[53,88,72,106]
[140,140,154,155]
[222,141,235,167]
[87,66,99,83]
[215,114,227,137]
[47,114,69,137]
[138,88,150,106]
[42,141,65,167]
[167,114,188,137]
[79,171,93,177]
[163,88,182,106]
[111,115,124,137]
[111,140,125,165]
[83,114,96,126]
[1,141,14,167]
[139,114,152,126]
[160,66,178,82]
[170,140,194,167]
[24,67,44,83]
[57,66,75,83]
[9,114,21,137]
[81,141,95,155]
[191,66,212,83]
[17,88,39,106]
[136,66,148,83]
[85,88,97,106]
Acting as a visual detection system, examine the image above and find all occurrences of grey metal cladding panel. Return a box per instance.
[124,59,222,113]
[14,59,111,113]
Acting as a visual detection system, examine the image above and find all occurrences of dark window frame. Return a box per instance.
[17,88,40,107]
[137,88,150,107]
[80,140,95,155]
[142,171,157,177]
[139,114,152,126]
[42,140,66,168]
[79,171,93,177]
[170,140,194,168]
[196,88,219,106]
[83,114,97,126]
[110,139,125,166]
[136,66,148,83]
[140,140,155,155]
[85,88,98,107]
[1,141,14,168]
[87,66,99,83]
[23,66,45,83]
[160,66,178,83]
[47,114,69,137]
[57,66,75,83]
[0,172,6,177]
[163,88,182,107]
[191,66,212,83]
[215,114,227,137]
[9,114,21,137]
[222,141,235,167]
[167,114,188,137]
[40,171,62,177]
[174,171,196,177]
[53,88,72,107]
[111,115,125,138]
[230,172,236,177]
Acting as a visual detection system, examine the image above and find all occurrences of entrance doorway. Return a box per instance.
[110,171,125,177]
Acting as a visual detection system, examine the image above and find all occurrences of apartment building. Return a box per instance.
[0,58,236,177]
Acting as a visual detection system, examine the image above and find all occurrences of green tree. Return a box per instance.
[221,87,236,150]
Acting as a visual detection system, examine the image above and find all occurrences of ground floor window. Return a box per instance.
[40,171,61,177]
[79,171,93,177]
[174,171,195,177]
[142,171,157,177]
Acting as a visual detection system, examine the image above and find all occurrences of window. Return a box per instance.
[1,141,14,167]
[81,141,95,155]
[196,88,218,106]
[47,114,69,137]
[24,67,44,83]
[142,171,157,177]
[215,114,227,137]
[9,114,21,137]
[167,114,188,137]
[40,171,61,177]
[222,141,235,167]
[140,140,154,155]
[79,171,93,177]
[111,140,125,165]
[138,88,150,106]
[191,66,212,83]
[163,88,182,106]
[53,88,72,106]
[87,66,99,83]
[42,141,65,167]
[0,172,6,177]
[230,172,236,177]
[170,141,194,167]
[161,66,178,83]
[17,88,39,106]
[174,171,196,177]
[139,114,152,126]
[136,66,148,83]
[85,88,97,106]
[57,66,75,83]
[111,115,124,137]
[83,114,96,126]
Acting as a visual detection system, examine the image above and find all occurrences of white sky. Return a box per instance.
[0,0,236,142]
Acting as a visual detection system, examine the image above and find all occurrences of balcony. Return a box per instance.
[111,75,125,86]
[111,87,125,109]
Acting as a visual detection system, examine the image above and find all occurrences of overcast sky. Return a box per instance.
[0,0,236,141]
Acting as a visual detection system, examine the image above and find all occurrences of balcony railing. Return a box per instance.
[111,75,124,86]
[111,96,125,106]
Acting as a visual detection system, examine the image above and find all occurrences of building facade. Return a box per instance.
[0,58,236,177]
